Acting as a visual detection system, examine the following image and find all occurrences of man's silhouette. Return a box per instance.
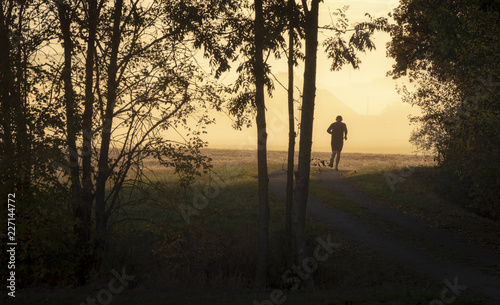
[327,115,348,170]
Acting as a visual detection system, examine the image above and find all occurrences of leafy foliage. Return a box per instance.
[1,0,240,285]
[322,7,389,71]
[388,0,500,218]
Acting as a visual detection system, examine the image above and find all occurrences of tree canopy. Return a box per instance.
[388,0,500,217]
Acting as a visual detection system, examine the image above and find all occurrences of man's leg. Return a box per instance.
[329,151,336,167]
[335,150,341,170]
[329,143,336,167]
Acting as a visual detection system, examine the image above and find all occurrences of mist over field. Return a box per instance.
[204,73,419,154]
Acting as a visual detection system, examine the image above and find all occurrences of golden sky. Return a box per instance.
[203,0,422,154]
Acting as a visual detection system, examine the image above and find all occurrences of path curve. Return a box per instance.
[268,169,500,301]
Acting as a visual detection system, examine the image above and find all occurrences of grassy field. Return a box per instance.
[5,149,499,305]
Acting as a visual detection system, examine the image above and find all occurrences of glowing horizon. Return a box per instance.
[201,1,422,155]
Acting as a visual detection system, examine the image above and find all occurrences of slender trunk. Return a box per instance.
[95,0,123,265]
[254,0,270,289]
[285,0,295,248]
[293,0,320,290]
[15,2,31,199]
[11,4,33,242]
[57,1,83,242]
[82,0,97,232]
[0,1,14,190]
[76,0,98,284]
[0,1,31,197]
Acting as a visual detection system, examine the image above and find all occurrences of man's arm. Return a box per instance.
[344,124,348,140]
[327,124,333,134]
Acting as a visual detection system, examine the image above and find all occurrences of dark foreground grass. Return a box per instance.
[3,288,480,305]
[4,162,498,305]
[6,287,494,305]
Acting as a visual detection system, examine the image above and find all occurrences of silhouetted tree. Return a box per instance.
[79,0,98,284]
[292,3,387,289]
[55,0,90,283]
[210,0,287,287]
[0,0,36,204]
[254,0,269,288]
[388,0,500,217]
[292,0,321,290]
[1,0,235,284]
[285,0,303,248]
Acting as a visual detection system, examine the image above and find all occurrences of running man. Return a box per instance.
[327,115,348,170]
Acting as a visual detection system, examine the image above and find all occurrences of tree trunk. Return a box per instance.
[95,0,123,266]
[0,1,31,200]
[76,0,98,284]
[254,0,270,289]
[57,1,84,256]
[285,0,295,249]
[0,1,15,191]
[14,13,34,278]
[292,0,320,290]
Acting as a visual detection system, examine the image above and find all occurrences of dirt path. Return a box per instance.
[268,169,500,301]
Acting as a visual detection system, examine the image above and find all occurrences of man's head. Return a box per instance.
[336,115,343,122]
